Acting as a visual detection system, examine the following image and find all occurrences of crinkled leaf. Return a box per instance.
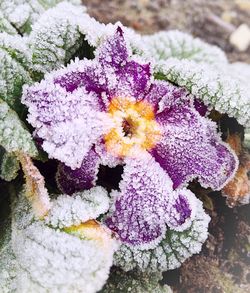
[2,189,117,293]
[155,59,250,128]
[0,33,32,112]
[101,268,172,293]
[0,99,37,156]
[28,2,91,73]
[0,11,17,35]
[0,0,82,35]
[0,151,20,182]
[114,197,210,272]
[142,30,227,65]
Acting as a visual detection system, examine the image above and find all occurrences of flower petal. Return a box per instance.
[56,148,100,195]
[22,75,113,169]
[151,103,238,190]
[105,153,170,248]
[96,27,151,100]
[106,152,196,248]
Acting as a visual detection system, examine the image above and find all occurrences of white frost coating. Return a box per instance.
[46,186,110,228]
[155,59,250,127]
[142,30,228,65]
[114,195,210,272]
[0,0,82,34]
[22,73,114,169]
[8,193,118,293]
[28,2,86,73]
[0,99,37,156]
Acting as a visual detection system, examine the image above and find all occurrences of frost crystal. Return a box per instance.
[114,196,210,272]
[46,186,110,228]
[142,30,227,65]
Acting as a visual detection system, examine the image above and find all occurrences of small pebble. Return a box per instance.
[230,24,250,51]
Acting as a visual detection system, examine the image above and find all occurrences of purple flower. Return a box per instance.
[22,27,238,248]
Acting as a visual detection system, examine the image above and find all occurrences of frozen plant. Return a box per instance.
[0,1,249,292]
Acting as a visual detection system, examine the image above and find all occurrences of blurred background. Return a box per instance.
[82,0,250,63]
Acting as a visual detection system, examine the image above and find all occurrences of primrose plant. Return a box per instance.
[0,1,249,292]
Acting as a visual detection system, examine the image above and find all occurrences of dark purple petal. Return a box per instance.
[106,154,171,248]
[194,99,208,116]
[96,27,151,100]
[56,149,100,195]
[151,103,238,190]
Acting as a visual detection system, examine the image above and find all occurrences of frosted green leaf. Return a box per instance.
[3,190,118,293]
[155,59,250,128]
[0,33,32,111]
[142,30,227,65]
[114,196,210,272]
[45,186,110,228]
[0,0,82,35]
[0,151,20,182]
[0,99,37,156]
[28,2,90,73]
[0,11,17,35]
[101,269,172,293]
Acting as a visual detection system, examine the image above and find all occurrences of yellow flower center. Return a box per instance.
[105,97,162,157]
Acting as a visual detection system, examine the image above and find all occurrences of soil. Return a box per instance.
[82,1,250,292]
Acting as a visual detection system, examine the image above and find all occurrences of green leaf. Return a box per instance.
[154,59,250,128]
[0,11,17,35]
[28,2,91,73]
[0,99,37,156]
[101,268,172,293]
[142,30,228,65]
[0,33,32,112]
[1,188,117,292]
[0,151,20,182]
[0,0,82,35]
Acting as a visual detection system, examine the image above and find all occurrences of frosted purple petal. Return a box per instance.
[56,149,100,195]
[151,103,237,190]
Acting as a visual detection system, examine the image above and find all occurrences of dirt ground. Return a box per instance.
[82,1,250,292]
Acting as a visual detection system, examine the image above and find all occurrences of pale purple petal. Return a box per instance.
[22,75,113,169]
[151,103,238,190]
[56,149,100,195]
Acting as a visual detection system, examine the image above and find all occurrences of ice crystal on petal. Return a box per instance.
[0,99,37,156]
[114,196,210,272]
[22,71,113,169]
[143,30,227,65]
[46,186,110,228]
[155,59,250,127]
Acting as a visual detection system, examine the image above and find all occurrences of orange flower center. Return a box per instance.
[104,97,162,157]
